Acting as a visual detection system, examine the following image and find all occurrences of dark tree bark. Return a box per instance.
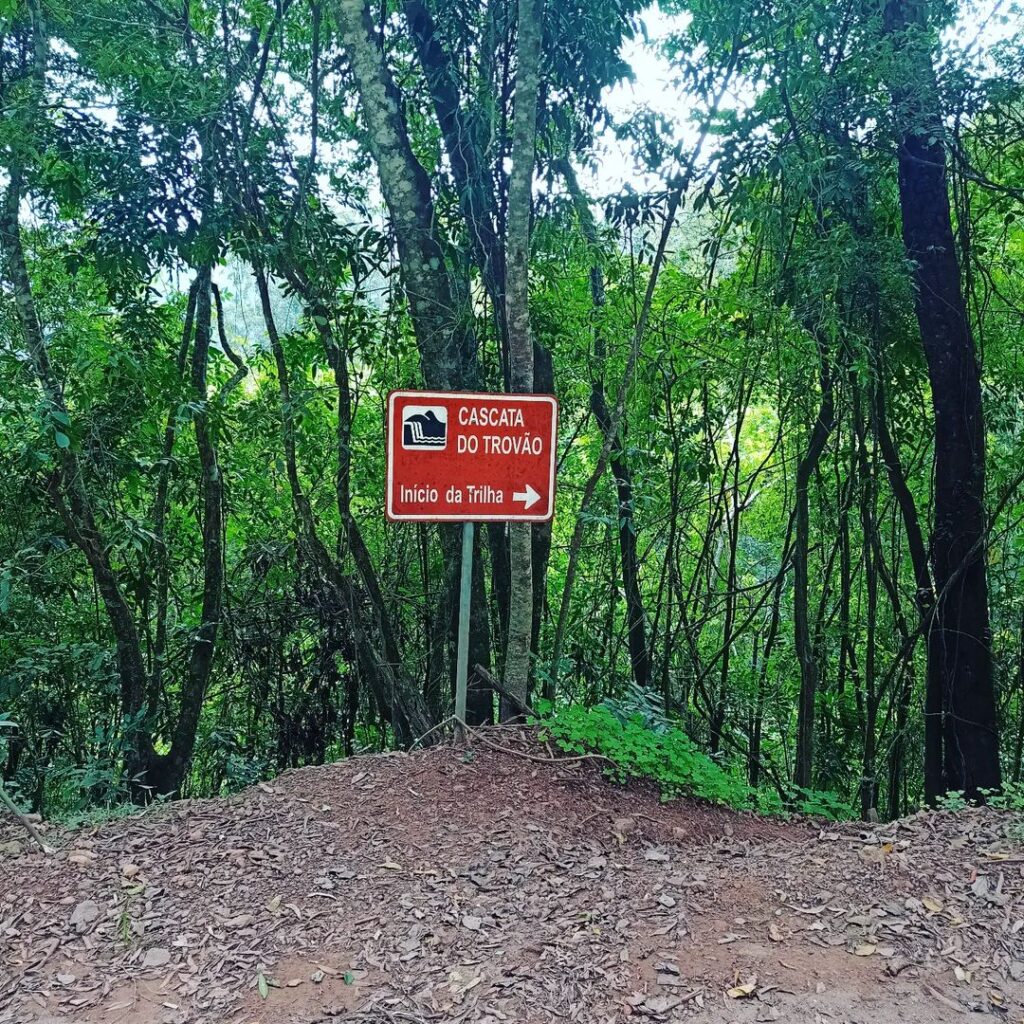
[530,343,554,684]
[404,0,556,696]
[145,268,248,796]
[884,0,1000,800]
[793,350,834,791]
[487,523,511,657]
[149,280,199,710]
[853,390,879,818]
[870,355,939,812]
[403,0,507,331]
[1012,608,1024,783]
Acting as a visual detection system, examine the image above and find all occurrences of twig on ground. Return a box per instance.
[410,716,456,751]
[455,718,618,770]
[0,777,51,854]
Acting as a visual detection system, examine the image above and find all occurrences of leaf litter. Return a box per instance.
[0,728,1021,1023]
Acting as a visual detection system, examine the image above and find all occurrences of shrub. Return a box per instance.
[532,700,855,820]
[534,701,752,808]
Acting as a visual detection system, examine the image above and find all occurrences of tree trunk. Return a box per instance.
[501,0,544,715]
[403,0,507,332]
[335,0,493,722]
[149,280,199,711]
[884,0,1000,800]
[559,157,652,691]
[793,352,834,791]
[145,267,233,795]
[334,0,476,390]
[871,359,943,804]
[1,172,153,781]
[530,343,554,681]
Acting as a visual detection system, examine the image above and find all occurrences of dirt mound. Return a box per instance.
[1,732,1022,1023]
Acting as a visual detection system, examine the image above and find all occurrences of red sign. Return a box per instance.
[386,390,558,522]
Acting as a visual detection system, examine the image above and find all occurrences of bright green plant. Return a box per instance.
[935,790,971,812]
[980,783,1024,812]
[789,787,855,820]
[533,701,856,820]
[535,701,756,809]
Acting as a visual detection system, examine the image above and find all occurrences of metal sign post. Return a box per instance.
[454,521,473,732]
[385,390,558,731]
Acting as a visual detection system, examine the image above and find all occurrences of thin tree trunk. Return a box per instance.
[547,45,741,694]
[254,267,435,741]
[871,359,942,803]
[145,267,236,795]
[1,173,152,779]
[149,280,199,710]
[793,350,835,791]
[1012,608,1024,782]
[559,158,651,691]
[501,0,543,714]
[550,187,682,693]
[750,577,783,788]
[854,391,879,818]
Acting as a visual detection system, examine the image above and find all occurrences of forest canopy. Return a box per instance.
[1,0,1022,820]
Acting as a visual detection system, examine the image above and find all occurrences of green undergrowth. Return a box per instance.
[936,781,1024,813]
[532,700,854,820]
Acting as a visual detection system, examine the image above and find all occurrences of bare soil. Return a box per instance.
[1,729,1022,1023]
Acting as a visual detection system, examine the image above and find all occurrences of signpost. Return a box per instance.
[386,390,558,726]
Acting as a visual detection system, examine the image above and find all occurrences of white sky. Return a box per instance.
[583,4,688,196]
[585,0,1023,196]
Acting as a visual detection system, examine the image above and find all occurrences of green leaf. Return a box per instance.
[257,972,269,999]
[54,431,71,449]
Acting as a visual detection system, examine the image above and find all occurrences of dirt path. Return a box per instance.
[2,733,1022,1023]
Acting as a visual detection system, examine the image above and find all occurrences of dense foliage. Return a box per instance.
[1,0,1022,820]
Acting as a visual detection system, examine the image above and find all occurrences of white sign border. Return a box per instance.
[386,390,558,523]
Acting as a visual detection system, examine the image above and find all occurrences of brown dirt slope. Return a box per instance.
[1,729,1022,1024]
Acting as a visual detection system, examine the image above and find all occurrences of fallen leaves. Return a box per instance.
[643,847,670,863]
[220,913,254,930]
[69,899,100,933]
[726,975,758,999]
[2,738,1023,1024]
[142,947,171,969]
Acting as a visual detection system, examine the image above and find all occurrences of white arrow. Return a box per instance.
[513,483,541,510]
